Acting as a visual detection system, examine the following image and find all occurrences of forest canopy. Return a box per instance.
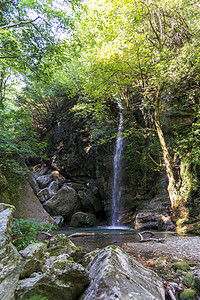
[0,0,200,219]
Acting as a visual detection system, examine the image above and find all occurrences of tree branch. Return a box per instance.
[0,17,41,30]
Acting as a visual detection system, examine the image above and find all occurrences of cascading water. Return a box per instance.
[111,98,124,227]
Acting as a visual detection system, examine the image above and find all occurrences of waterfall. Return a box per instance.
[111,98,124,227]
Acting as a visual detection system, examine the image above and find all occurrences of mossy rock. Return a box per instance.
[172,262,191,271]
[183,273,195,288]
[157,265,164,270]
[180,289,197,300]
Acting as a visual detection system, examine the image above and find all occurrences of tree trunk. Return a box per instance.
[154,87,178,208]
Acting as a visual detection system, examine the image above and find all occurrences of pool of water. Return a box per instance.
[52,226,176,252]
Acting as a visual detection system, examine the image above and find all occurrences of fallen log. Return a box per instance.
[68,232,95,238]
[41,230,52,238]
[137,231,164,243]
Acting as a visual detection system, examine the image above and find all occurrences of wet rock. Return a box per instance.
[78,189,102,213]
[70,212,96,227]
[80,245,165,300]
[43,185,81,221]
[19,242,47,279]
[0,203,21,300]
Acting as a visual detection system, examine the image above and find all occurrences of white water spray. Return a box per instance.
[111,99,124,227]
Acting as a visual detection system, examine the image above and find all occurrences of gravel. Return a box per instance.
[123,235,200,261]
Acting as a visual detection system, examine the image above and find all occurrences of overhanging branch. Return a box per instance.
[0,17,41,30]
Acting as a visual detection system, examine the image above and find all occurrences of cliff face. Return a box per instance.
[30,94,198,231]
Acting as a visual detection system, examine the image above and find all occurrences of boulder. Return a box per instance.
[14,179,56,225]
[43,185,81,221]
[19,242,47,278]
[78,189,102,213]
[37,181,59,203]
[36,175,52,189]
[46,234,85,262]
[0,203,21,300]
[16,234,89,300]
[70,212,96,227]
[80,245,165,300]
[16,258,89,300]
[37,188,52,203]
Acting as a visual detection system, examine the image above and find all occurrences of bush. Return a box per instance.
[12,218,56,250]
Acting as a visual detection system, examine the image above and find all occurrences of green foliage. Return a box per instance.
[12,218,56,251]
[0,102,47,178]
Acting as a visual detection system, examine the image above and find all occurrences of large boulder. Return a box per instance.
[14,179,56,225]
[19,242,47,279]
[43,185,81,221]
[70,212,96,227]
[78,189,102,213]
[16,259,89,300]
[16,234,89,300]
[80,245,165,300]
[0,203,21,300]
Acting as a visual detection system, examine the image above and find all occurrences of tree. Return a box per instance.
[74,0,200,211]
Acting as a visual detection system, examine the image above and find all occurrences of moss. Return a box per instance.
[157,265,164,270]
[183,273,195,288]
[180,289,197,300]
[172,262,191,271]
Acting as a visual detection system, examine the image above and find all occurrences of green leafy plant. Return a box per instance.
[12,218,57,251]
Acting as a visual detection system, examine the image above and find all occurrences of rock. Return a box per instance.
[134,197,174,231]
[183,273,195,288]
[16,259,89,300]
[82,249,101,268]
[36,175,52,189]
[43,185,81,221]
[70,212,96,227]
[172,262,191,271]
[14,179,56,225]
[37,181,59,203]
[27,172,40,195]
[37,188,52,203]
[180,289,197,300]
[52,215,64,226]
[16,235,90,300]
[0,203,21,300]
[19,242,47,278]
[48,181,59,194]
[71,182,86,191]
[134,175,175,231]
[78,189,102,213]
[194,269,200,291]
[80,245,165,300]
[46,234,85,262]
